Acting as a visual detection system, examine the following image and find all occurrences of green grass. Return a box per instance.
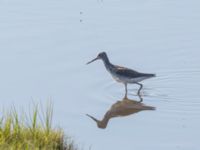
[0,102,78,150]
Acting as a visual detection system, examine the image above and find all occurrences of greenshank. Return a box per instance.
[87,52,155,98]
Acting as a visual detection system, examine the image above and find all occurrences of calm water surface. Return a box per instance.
[0,0,200,149]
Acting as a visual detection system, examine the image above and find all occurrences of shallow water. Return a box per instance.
[0,0,200,149]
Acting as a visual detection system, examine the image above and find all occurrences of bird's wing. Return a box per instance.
[114,65,155,78]
[114,65,143,78]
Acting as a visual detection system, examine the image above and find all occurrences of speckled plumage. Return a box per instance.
[87,52,155,99]
[107,64,155,83]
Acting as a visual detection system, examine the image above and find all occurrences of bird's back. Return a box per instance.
[110,65,155,83]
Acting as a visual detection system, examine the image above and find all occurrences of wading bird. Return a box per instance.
[87,52,155,99]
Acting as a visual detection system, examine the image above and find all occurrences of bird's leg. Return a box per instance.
[138,94,143,102]
[136,83,143,95]
[124,83,128,98]
[136,83,143,102]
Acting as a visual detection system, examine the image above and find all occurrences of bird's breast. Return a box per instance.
[109,71,127,83]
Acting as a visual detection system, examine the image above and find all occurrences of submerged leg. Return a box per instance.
[124,83,128,98]
[138,93,143,102]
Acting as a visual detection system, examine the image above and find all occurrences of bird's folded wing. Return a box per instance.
[115,66,143,78]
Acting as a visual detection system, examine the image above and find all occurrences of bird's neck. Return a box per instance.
[98,112,111,129]
[102,56,113,71]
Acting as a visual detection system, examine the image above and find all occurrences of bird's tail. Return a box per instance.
[143,105,156,110]
[145,73,156,78]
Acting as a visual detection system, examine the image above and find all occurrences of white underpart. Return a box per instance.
[105,64,152,84]
[108,70,151,84]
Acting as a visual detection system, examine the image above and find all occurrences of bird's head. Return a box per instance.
[86,114,107,129]
[86,52,107,65]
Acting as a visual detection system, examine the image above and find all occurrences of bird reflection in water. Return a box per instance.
[86,97,155,129]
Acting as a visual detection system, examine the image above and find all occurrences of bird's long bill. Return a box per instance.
[86,114,99,123]
[86,57,99,65]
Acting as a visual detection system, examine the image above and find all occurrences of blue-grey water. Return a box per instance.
[0,0,200,149]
